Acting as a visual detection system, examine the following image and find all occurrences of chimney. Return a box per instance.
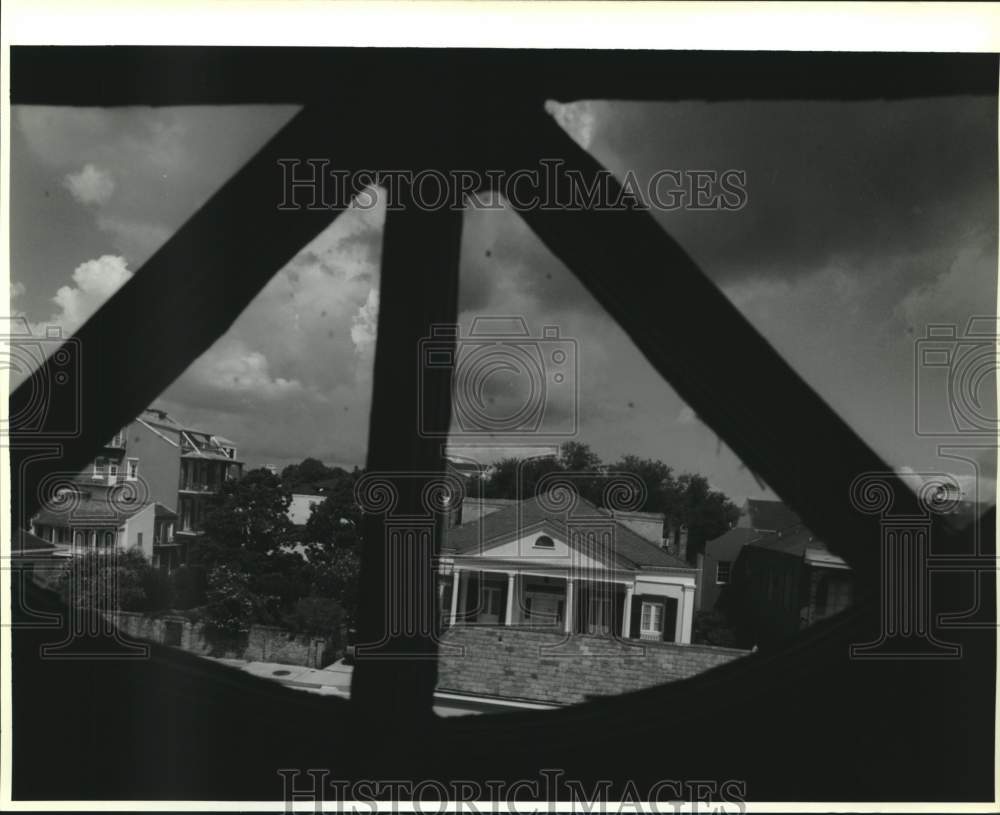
[677,525,689,563]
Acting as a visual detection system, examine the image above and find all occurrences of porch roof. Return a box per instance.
[33,492,142,528]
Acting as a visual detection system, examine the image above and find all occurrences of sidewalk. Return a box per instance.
[213,657,353,698]
[212,657,557,716]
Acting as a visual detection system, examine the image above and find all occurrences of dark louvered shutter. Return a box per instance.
[662,596,679,642]
[630,595,642,639]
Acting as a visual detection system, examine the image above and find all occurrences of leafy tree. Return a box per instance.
[484,455,561,500]
[306,545,362,626]
[609,454,675,513]
[281,457,334,489]
[58,548,149,612]
[140,565,172,612]
[671,473,741,562]
[200,468,293,557]
[169,564,208,609]
[559,441,602,473]
[479,442,739,564]
[203,564,262,636]
[307,500,361,549]
[286,596,346,639]
[281,457,358,494]
[304,467,362,548]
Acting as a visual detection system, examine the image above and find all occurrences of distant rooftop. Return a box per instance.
[745,498,804,534]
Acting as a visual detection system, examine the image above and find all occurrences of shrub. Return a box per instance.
[57,548,149,612]
[692,609,738,648]
[140,566,172,613]
[286,595,345,638]
[203,565,260,636]
[169,565,207,609]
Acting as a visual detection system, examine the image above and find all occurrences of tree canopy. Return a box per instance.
[473,442,740,562]
[200,467,293,556]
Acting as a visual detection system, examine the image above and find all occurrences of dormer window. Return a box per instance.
[534,535,555,549]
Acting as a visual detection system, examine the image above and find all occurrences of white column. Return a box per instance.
[621,585,634,639]
[564,578,575,634]
[504,572,516,626]
[676,585,695,644]
[449,568,461,627]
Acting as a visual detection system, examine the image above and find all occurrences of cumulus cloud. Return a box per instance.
[350,288,379,354]
[183,338,306,403]
[63,164,115,206]
[95,214,173,261]
[8,256,132,387]
[47,255,132,333]
[677,405,698,425]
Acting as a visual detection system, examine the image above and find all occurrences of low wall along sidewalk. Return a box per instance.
[109,611,329,668]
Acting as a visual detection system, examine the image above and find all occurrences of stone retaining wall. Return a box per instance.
[437,625,747,705]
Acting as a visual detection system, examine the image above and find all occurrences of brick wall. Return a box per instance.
[437,626,747,705]
[109,611,328,668]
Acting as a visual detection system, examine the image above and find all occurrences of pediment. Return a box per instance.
[455,519,630,571]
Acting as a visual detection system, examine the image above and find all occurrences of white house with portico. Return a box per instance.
[439,493,698,644]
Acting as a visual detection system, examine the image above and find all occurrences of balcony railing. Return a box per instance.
[178,482,220,493]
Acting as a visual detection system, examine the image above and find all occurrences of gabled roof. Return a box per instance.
[445,493,689,570]
[34,489,152,528]
[705,526,756,559]
[743,528,848,569]
[153,503,178,520]
[13,529,56,556]
[748,527,812,556]
[745,499,803,534]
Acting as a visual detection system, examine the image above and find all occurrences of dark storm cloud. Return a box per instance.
[457,95,996,320]
[593,96,997,288]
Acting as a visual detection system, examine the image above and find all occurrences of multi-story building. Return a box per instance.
[31,406,242,569]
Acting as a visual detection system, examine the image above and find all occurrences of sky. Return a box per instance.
[9,94,998,506]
